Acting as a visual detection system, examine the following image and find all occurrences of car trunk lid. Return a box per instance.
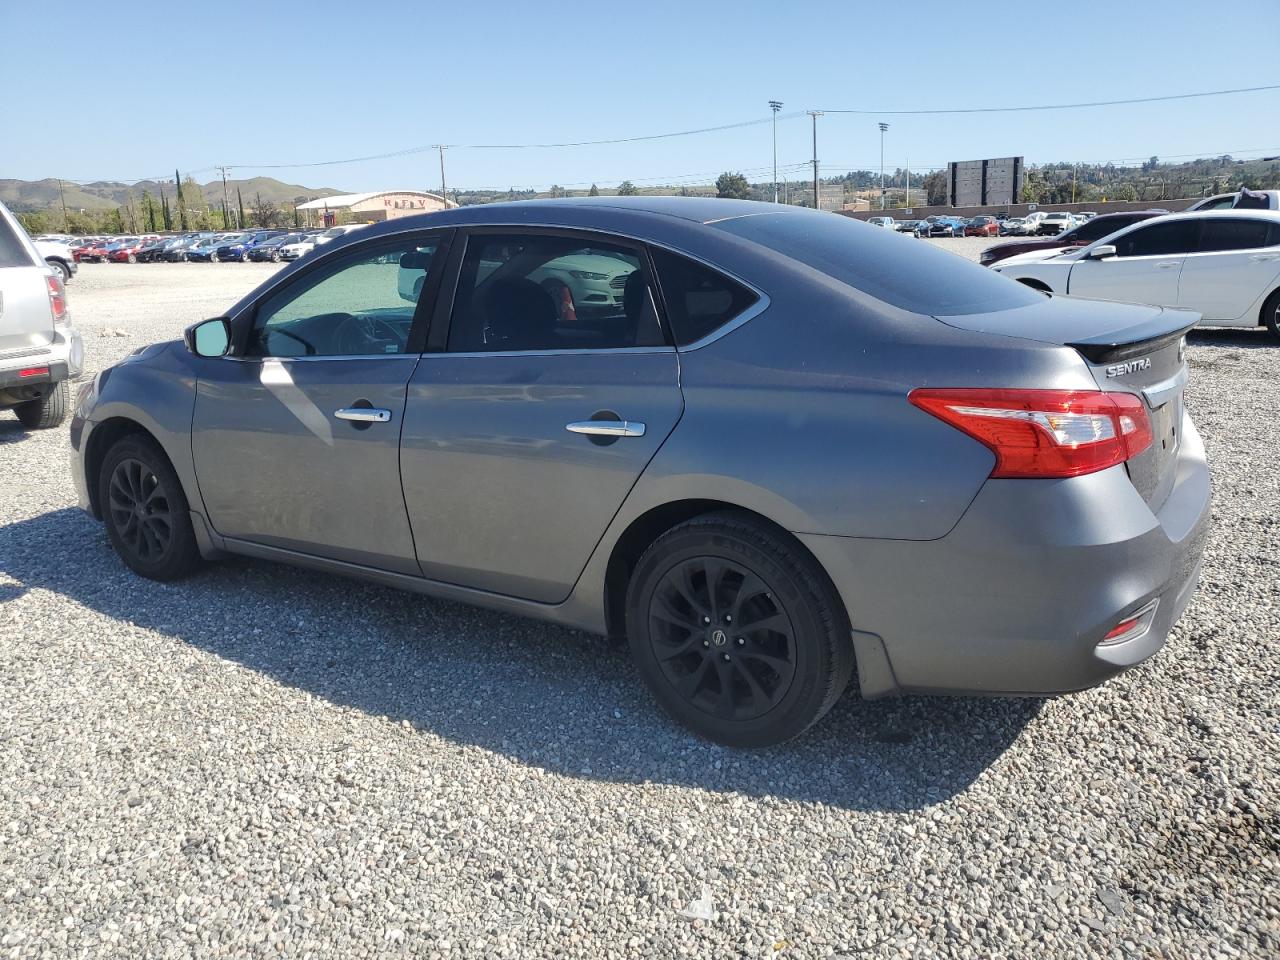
[936,295,1197,510]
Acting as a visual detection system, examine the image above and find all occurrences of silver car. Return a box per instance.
[0,201,84,428]
[70,198,1211,747]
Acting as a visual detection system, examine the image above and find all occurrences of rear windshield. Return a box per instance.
[716,211,1042,315]
[0,215,35,268]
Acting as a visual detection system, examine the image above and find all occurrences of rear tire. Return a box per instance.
[14,380,70,429]
[46,259,70,281]
[625,511,854,748]
[127,254,137,264]
[1262,290,1280,343]
[98,435,202,581]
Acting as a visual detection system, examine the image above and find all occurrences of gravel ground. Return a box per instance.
[1,256,1277,959]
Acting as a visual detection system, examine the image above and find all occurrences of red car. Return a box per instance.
[979,211,1166,267]
[107,237,159,263]
[963,216,1000,237]
[77,239,117,263]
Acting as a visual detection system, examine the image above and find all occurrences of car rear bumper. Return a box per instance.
[800,410,1211,698]
[0,322,84,405]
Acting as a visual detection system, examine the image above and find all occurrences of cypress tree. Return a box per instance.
[175,169,188,231]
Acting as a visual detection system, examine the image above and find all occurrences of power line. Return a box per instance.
[817,83,1280,115]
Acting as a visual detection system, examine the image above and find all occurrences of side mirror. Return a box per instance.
[1086,245,1117,260]
[184,317,231,358]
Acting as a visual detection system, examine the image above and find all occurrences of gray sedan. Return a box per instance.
[70,198,1211,747]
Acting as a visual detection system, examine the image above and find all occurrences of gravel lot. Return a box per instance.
[1,254,1277,959]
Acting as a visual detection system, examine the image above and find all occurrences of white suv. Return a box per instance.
[0,202,84,428]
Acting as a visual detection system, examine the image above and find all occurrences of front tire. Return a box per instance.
[625,512,854,748]
[14,380,70,429]
[211,253,220,263]
[127,253,137,264]
[1262,290,1280,343]
[98,435,202,581]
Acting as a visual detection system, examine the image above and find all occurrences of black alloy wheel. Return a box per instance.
[99,436,201,580]
[648,556,797,723]
[626,512,854,747]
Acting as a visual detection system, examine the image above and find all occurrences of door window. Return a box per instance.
[447,233,664,352]
[1112,221,1199,258]
[1195,218,1280,252]
[649,247,759,345]
[246,239,439,357]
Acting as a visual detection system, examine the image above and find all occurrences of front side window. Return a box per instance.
[447,233,664,352]
[1196,218,1280,253]
[246,238,438,358]
[649,247,759,346]
[1111,220,1199,258]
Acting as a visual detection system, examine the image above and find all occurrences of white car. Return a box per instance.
[34,238,76,282]
[866,216,896,229]
[1036,212,1076,236]
[1000,217,1032,236]
[278,234,323,261]
[992,210,1280,340]
[314,223,369,245]
[1186,189,1280,212]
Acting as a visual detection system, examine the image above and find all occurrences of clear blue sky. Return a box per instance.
[4,0,1278,192]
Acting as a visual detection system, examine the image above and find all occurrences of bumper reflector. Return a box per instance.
[1098,599,1160,647]
[18,367,50,378]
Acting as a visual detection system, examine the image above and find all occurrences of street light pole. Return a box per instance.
[878,122,889,210]
[769,100,783,204]
[808,110,823,210]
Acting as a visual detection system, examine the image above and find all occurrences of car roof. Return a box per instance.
[1156,209,1280,222]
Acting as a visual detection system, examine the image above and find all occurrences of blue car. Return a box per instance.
[213,231,287,263]
[927,217,967,238]
[185,237,235,262]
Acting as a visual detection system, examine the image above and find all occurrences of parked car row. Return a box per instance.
[55,224,369,266]
[870,211,1103,238]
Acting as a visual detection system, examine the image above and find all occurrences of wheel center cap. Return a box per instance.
[710,628,728,647]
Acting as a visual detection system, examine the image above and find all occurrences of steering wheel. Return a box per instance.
[333,312,405,355]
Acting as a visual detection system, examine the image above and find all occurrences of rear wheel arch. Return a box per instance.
[1259,288,1280,338]
[602,499,848,643]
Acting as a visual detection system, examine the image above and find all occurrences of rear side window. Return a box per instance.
[0,215,34,268]
[716,211,1042,316]
[1113,220,1200,257]
[1196,218,1280,252]
[649,247,758,345]
[1072,216,1140,242]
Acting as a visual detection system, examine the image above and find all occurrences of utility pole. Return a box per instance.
[769,100,783,203]
[1072,163,1078,203]
[437,146,448,207]
[905,157,910,209]
[807,110,823,210]
[878,122,889,210]
[217,165,233,228]
[56,178,69,231]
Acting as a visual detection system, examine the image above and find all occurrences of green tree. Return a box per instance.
[161,191,172,231]
[236,188,246,230]
[142,190,158,232]
[617,180,638,196]
[715,171,752,200]
[547,184,567,198]
[174,169,188,231]
[588,183,600,197]
[1108,183,1139,202]
[921,170,948,205]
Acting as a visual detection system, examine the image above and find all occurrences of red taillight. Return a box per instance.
[46,274,66,322]
[909,388,1153,479]
[19,366,49,378]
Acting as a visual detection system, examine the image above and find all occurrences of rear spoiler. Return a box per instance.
[1066,310,1199,364]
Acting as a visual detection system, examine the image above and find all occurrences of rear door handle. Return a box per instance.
[1250,253,1280,262]
[1155,261,1181,269]
[566,419,646,438]
[335,407,392,423]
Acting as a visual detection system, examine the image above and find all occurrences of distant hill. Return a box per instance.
[0,176,346,213]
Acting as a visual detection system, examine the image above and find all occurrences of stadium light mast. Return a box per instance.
[879,122,890,210]
[769,100,783,203]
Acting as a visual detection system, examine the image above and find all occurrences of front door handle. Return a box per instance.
[1250,253,1280,262]
[566,419,646,438]
[1155,261,1181,269]
[335,407,392,423]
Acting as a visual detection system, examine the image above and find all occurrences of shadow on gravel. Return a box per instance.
[3,507,1041,812]
[1186,328,1274,349]
[0,418,31,443]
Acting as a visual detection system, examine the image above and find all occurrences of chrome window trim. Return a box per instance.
[223,353,419,363]
[237,219,772,355]
[427,346,677,360]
